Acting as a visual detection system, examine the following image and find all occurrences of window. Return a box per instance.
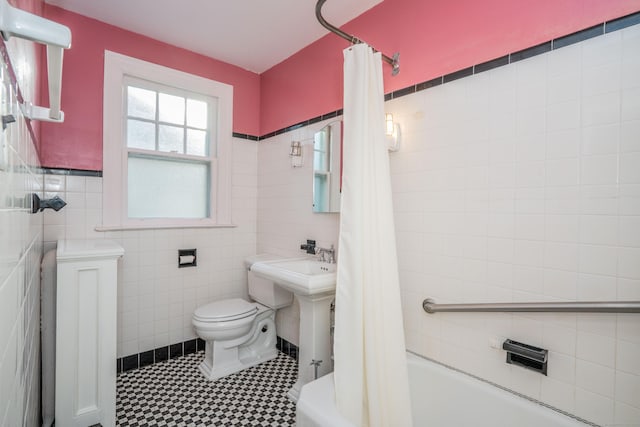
[125,79,214,219]
[102,51,233,229]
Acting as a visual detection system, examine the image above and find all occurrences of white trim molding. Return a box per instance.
[102,50,233,229]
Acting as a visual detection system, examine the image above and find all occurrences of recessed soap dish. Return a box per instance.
[503,339,548,375]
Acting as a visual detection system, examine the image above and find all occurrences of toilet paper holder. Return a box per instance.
[178,249,197,268]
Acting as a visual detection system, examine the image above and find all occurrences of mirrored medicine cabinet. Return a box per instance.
[312,120,342,213]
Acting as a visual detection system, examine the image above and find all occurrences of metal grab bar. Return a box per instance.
[422,298,640,314]
[315,0,400,75]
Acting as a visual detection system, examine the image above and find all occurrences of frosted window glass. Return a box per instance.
[187,99,208,129]
[127,86,156,120]
[186,129,207,156]
[158,125,184,153]
[159,93,185,125]
[127,119,156,150]
[128,156,209,218]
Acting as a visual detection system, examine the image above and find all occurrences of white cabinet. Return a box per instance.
[56,239,124,427]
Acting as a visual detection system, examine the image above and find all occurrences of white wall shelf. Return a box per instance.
[0,0,71,122]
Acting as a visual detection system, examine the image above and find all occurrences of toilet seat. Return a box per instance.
[193,298,258,323]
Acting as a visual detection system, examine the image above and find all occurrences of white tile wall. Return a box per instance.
[255,24,640,425]
[385,25,640,424]
[43,137,259,357]
[256,121,341,344]
[0,40,43,426]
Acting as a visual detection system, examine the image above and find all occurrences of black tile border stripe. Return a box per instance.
[116,336,299,374]
[40,167,103,177]
[391,85,417,99]
[442,66,474,83]
[416,76,443,91]
[232,132,259,141]
[552,24,603,49]
[509,41,552,63]
[606,12,640,33]
[473,55,510,74]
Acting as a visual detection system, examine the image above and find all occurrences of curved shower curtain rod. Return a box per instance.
[315,0,400,76]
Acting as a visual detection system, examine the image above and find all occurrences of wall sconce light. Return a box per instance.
[290,140,303,167]
[385,113,400,152]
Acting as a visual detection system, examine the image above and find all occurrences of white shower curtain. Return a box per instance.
[333,43,413,427]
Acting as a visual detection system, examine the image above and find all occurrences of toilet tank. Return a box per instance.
[245,254,293,309]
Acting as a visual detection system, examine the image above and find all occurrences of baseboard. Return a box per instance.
[117,336,299,373]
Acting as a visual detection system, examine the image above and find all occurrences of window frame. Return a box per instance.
[124,76,216,157]
[102,51,233,229]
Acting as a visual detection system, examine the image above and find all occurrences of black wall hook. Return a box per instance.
[31,193,66,213]
[2,114,16,130]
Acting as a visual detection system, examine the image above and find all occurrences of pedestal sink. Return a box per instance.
[250,257,337,401]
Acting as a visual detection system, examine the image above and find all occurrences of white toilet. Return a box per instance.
[192,255,293,381]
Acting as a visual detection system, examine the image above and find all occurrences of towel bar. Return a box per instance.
[0,0,71,122]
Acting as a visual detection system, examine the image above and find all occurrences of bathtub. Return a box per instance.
[296,351,591,427]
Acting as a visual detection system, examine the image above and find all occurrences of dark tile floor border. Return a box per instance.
[117,336,299,373]
[276,336,299,361]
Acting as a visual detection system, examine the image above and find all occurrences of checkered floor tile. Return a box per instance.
[116,351,297,426]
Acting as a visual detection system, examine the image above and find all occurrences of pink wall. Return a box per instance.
[39,0,640,169]
[40,5,261,171]
[260,0,640,135]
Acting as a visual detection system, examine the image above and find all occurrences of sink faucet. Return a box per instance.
[315,245,336,264]
[300,239,335,263]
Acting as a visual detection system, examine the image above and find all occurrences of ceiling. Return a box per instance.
[44,0,383,74]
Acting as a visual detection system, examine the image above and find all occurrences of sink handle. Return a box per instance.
[300,239,316,254]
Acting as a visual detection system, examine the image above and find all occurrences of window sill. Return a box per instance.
[95,223,237,232]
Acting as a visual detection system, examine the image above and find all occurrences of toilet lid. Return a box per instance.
[193,298,258,322]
